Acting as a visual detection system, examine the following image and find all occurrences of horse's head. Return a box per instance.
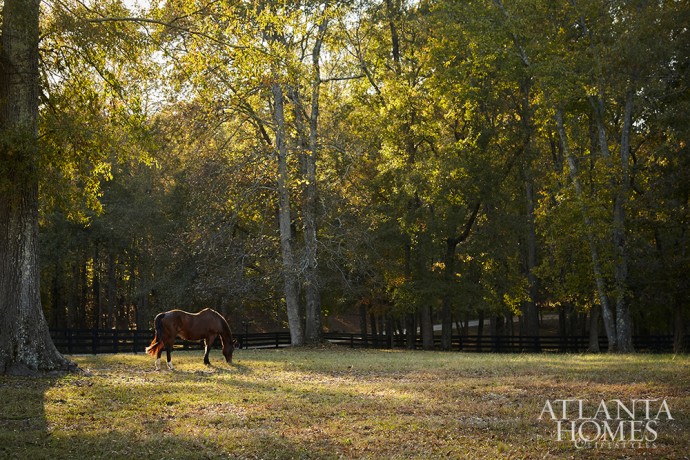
[223,340,237,364]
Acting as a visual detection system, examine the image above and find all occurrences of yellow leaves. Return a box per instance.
[431,261,446,272]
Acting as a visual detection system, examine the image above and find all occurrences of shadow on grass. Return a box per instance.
[36,429,319,460]
[0,376,54,458]
[0,373,318,460]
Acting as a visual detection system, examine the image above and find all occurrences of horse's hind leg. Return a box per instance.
[155,349,163,371]
[165,343,174,370]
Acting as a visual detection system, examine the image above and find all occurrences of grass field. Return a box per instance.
[1,348,688,459]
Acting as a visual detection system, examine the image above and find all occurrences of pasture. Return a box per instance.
[1,348,688,459]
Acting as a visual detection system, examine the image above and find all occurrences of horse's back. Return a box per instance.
[157,308,226,338]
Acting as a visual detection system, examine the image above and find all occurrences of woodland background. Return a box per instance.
[29,0,689,352]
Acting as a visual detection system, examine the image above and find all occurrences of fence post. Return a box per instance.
[92,329,98,355]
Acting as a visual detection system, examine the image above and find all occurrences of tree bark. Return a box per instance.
[613,90,635,352]
[476,309,484,352]
[519,77,540,339]
[106,250,117,329]
[302,20,328,344]
[523,171,540,338]
[272,82,304,346]
[441,240,456,351]
[588,90,636,353]
[359,303,368,347]
[370,310,378,347]
[0,0,74,374]
[588,304,601,353]
[555,109,617,351]
[420,305,434,350]
[673,297,686,353]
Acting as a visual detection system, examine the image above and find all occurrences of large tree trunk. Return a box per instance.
[523,171,540,338]
[272,82,304,346]
[440,240,455,351]
[302,21,328,344]
[0,0,74,374]
[588,305,601,353]
[420,305,434,350]
[613,91,635,352]
[555,109,617,351]
[588,91,636,353]
[519,78,540,339]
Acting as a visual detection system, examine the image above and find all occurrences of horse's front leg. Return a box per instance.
[204,335,216,366]
[166,343,174,370]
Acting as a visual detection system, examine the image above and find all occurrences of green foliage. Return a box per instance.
[33,0,690,338]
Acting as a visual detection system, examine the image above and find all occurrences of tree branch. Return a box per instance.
[86,16,253,51]
[448,201,481,247]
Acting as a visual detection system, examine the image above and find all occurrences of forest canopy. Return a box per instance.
[30,0,690,352]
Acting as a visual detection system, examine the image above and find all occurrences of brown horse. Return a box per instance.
[145,308,236,370]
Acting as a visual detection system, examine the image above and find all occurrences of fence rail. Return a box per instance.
[49,329,686,355]
[322,333,685,353]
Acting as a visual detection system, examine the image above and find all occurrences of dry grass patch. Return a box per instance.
[1,349,688,459]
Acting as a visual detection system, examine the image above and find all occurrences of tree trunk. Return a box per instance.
[520,77,540,339]
[369,311,378,347]
[555,109,617,351]
[405,313,416,350]
[51,262,63,329]
[106,250,117,329]
[93,246,102,329]
[385,312,393,349]
[476,309,484,352]
[302,21,328,344]
[588,305,601,353]
[403,243,416,349]
[673,297,685,353]
[272,82,304,346]
[441,239,456,350]
[420,305,434,350]
[0,0,74,374]
[523,172,540,338]
[613,90,635,352]
[359,303,368,347]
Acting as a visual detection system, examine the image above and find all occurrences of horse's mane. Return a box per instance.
[209,309,234,344]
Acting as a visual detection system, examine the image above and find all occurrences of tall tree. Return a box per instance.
[0,0,74,374]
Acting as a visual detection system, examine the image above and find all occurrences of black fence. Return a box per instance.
[49,329,686,355]
[323,333,685,353]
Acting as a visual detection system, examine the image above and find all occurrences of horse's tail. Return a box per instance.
[145,313,166,357]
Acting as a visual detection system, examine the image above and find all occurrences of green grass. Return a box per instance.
[1,348,688,459]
